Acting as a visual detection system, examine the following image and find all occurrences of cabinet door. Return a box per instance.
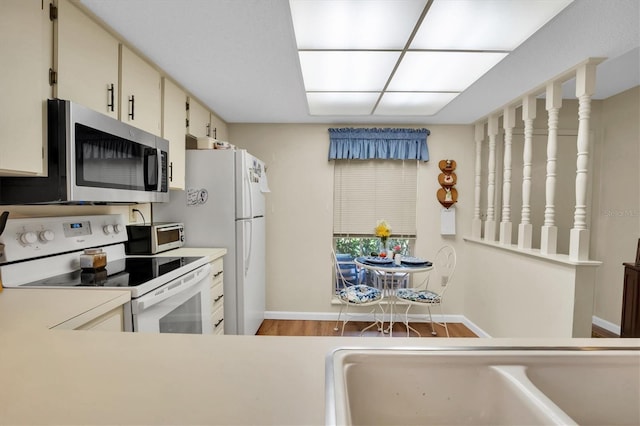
[55,0,119,118]
[0,0,51,175]
[162,78,186,189]
[120,45,161,136]
[210,111,229,141]
[188,97,211,138]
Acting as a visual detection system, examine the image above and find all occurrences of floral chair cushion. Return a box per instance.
[396,288,441,303]
[338,284,382,304]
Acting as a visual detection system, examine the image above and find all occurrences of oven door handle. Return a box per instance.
[131,263,212,313]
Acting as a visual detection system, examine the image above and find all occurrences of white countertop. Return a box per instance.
[156,246,227,260]
[0,248,637,425]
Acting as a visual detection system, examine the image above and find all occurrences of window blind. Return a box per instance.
[333,160,417,236]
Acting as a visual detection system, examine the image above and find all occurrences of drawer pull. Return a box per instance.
[214,318,224,328]
[213,270,223,278]
[213,295,223,303]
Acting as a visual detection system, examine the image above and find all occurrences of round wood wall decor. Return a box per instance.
[437,159,457,208]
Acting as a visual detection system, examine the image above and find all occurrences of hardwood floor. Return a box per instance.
[591,323,619,338]
[256,319,478,338]
[257,319,612,338]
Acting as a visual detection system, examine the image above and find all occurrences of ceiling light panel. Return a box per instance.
[375,92,460,115]
[411,0,574,50]
[290,0,427,49]
[298,51,400,91]
[307,92,380,115]
[388,51,508,91]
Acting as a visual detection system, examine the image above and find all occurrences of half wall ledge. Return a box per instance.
[463,237,602,267]
[463,236,602,338]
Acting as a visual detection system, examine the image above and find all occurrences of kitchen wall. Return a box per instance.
[229,123,475,318]
[591,86,640,327]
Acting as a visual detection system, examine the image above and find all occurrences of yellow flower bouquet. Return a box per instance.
[375,220,391,250]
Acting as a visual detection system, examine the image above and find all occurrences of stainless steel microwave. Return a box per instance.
[0,99,169,204]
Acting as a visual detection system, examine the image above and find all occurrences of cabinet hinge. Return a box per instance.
[49,3,57,21]
[185,118,189,128]
[48,68,57,86]
[186,101,190,111]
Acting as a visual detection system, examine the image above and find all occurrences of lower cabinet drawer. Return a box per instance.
[211,305,224,335]
[210,258,224,281]
[210,279,224,312]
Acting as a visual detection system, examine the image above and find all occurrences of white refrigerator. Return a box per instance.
[153,149,268,335]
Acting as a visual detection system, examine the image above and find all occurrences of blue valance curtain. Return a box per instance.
[328,128,430,161]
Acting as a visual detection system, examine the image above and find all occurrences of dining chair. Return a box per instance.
[395,245,456,337]
[332,249,384,336]
[335,253,365,286]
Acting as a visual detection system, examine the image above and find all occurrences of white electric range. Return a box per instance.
[0,214,212,334]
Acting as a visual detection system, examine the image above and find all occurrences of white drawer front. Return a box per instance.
[211,305,224,334]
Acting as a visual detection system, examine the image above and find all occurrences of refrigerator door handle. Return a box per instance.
[246,169,254,219]
[244,220,253,275]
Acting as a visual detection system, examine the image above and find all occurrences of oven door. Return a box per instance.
[131,263,213,334]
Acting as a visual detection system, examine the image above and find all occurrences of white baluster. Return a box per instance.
[570,63,596,261]
[500,106,515,245]
[541,82,562,254]
[472,122,484,238]
[485,115,498,241]
[518,96,536,249]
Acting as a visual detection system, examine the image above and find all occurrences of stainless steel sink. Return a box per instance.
[326,347,640,426]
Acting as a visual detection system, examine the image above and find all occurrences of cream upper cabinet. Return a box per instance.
[120,45,161,136]
[188,97,211,138]
[0,0,51,176]
[189,97,229,142]
[162,78,187,189]
[55,0,119,118]
[210,111,229,141]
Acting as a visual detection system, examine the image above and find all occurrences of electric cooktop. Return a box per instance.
[20,256,202,288]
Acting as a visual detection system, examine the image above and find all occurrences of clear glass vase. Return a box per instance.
[379,238,389,256]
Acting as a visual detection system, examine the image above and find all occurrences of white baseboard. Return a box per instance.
[264,310,491,337]
[592,315,621,336]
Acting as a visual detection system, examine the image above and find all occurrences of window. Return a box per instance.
[333,160,417,290]
[333,159,417,238]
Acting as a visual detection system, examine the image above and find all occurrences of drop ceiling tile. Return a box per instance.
[411,0,574,50]
[290,0,427,49]
[299,51,401,91]
[388,51,508,91]
[375,92,459,115]
[307,92,379,115]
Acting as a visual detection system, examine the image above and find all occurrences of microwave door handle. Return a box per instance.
[144,148,162,191]
[154,148,162,191]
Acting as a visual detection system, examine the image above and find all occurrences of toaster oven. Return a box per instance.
[125,222,184,254]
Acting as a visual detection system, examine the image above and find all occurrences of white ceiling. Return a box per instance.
[78,0,639,125]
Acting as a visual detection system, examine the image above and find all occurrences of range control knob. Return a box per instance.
[20,231,38,245]
[39,230,55,242]
[103,224,115,235]
[114,224,125,234]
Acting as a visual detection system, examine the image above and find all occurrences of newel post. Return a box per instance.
[500,106,515,245]
[541,81,562,254]
[472,122,484,238]
[570,63,596,261]
[518,95,536,249]
[484,115,499,241]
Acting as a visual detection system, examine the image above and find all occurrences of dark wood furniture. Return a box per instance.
[621,240,640,337]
